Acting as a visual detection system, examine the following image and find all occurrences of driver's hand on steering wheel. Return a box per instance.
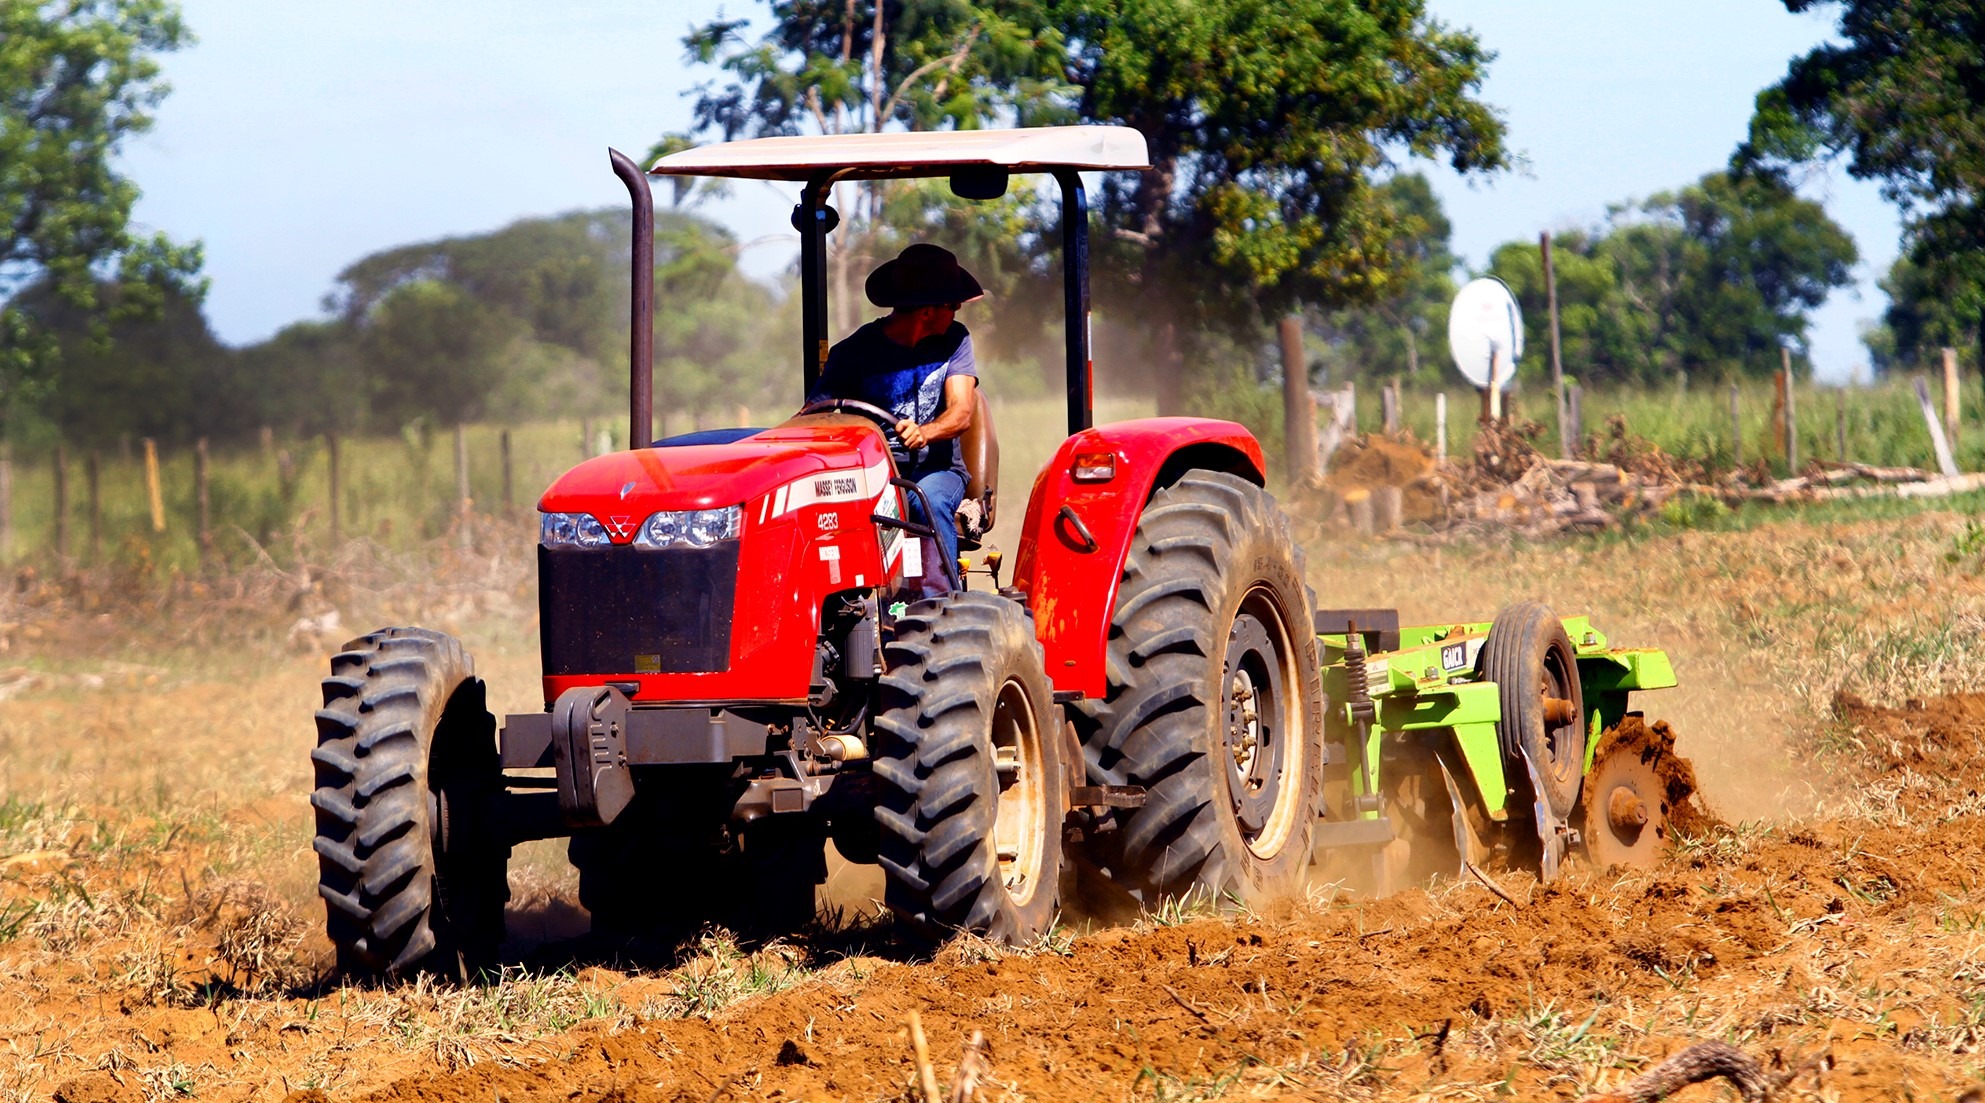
[896,419,928,450]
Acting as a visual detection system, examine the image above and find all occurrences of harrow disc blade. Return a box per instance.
[1582,748,1672,869]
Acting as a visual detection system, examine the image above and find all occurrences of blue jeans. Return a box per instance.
[907,469,965,594]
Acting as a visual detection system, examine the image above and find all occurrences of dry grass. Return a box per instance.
[5,452,1985,1099]
[1304,506,1985,821]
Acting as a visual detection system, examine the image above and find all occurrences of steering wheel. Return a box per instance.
[796,398,907,447]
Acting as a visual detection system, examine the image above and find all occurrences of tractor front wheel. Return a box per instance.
[312,628,509,978]
[872,591,1064,943]
[1079,471,1325,909]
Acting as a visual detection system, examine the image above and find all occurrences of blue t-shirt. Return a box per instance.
[810,320,977,478]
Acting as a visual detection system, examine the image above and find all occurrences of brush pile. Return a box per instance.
[1309,415,1985,541]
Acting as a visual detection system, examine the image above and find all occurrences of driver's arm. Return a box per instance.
[897,375,976,451]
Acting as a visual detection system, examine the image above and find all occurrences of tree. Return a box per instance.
[684,1,1070,336]
[1,0,204,417]
[1736,0,1985,370]
[234,208,787,437]
[682,0,1509,412]
[1864,251,1983,378]
[685,1,1068,141]
[18,279,229,445]
[1487,172,1855,386]
[1308,173,1459,386]
[1047,0,1507,409]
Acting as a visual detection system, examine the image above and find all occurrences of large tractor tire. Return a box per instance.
[1078,471,1325,908]
[873,591,1064,943]
[312,628,509,977]
[1480,602,1585,820]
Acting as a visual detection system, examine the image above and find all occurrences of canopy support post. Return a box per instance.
[1054,169,1092,436]
[797,172,837,398]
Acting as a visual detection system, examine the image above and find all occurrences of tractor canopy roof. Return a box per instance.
[647,125,1150,182]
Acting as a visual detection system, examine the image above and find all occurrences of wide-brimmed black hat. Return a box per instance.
[865,243,985,308]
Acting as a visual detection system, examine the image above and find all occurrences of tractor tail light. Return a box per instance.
[1072,451,1117,482]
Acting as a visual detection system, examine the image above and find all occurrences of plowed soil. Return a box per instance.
[3,675,1983,1102]
[12,511,1985,1102]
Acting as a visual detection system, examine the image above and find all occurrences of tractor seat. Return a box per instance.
[956,387,998,551]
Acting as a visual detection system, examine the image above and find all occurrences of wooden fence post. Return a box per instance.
[1314,384,1356,471]
[52,443,68,559]
[142,439,165,533]
[1729,383,1742,467]
[580,417,593,459]
[1786,351,1802,468]
[1435,392,1448,463]
[1567,382,1583,457]
[1278,317,1320,485]
[86,453,101,562]
[1381,381,1400,435]
[327,433,342,543]
[1542,231,1569,458]
[1782,352,1798,473]
[500,429,514,513]
[455,423,472,548]
[1373,486,1402,533]
[1915,376,1961,477]
[1944,347,1962,452]
[1836,388,1848,464]
[0,442,12,563]
[195,437,212,568]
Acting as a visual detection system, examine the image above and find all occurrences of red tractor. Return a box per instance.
[311,127,1326,975]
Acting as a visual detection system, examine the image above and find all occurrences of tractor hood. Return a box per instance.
[536,422,891,542]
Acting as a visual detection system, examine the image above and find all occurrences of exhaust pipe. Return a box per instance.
[609,148,654,450]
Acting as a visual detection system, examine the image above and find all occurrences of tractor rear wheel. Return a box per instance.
[312,628,509,977]
[872,591,1063,943]
[1079,471,1325,908]
[1481,602,1585,820]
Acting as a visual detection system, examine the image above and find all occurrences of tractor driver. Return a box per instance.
[808,243,982,594]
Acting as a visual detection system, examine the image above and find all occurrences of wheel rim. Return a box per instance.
[990,676,1048,908]
[1583,752,1669,868]
[1539,643,1582,792]
[1222,586,1305,860]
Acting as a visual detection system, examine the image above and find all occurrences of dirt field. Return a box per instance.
[7,508,1985,1102]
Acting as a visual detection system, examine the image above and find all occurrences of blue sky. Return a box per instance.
[124,1,1893,383]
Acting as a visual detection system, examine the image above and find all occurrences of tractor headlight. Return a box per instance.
[634,505,741,549]
[540,511,612,549]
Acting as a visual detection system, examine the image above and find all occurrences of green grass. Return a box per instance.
[0,374,1976,573]
[1380,375,1984,475]
[0,396,1157,575]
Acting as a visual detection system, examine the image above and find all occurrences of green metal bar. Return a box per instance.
[1450,721,1508,817]
[1577,648,1677,692]
[1318,615,1675,826]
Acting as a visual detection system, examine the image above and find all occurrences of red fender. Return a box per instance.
[1011,417,1266,698]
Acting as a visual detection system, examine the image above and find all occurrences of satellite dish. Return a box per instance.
[1448,277,1524,392]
